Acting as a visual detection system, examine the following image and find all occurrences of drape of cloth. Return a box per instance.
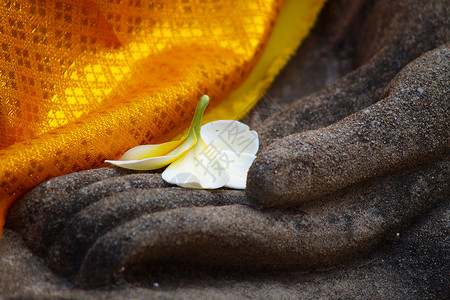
[0,0,326,237]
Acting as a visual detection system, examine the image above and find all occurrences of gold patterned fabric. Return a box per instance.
[0,0,326,237]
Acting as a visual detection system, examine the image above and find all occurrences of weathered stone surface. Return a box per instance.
[49,188,246,278]
[248,45,449,207]
[252,0,448,146]
[2,0,449,297]
[9,168,170,257]
[1,199,448,298]
[76,157,448,287]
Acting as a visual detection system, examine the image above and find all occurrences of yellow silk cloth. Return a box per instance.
[0,0,326,237]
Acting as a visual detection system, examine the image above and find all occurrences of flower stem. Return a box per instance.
[187,95,210,138]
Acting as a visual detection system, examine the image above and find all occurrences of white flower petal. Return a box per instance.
[162,139,230,189]
[118,141,181,161]
[218,150,256,189]
[200,120,259,156]
[105,135,197,170]
[105,155,179,171]
[224,172,248,189]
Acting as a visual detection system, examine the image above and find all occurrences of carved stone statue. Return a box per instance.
[1,0,448,298]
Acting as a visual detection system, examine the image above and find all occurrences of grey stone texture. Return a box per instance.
[2,0,449,298]
[248,45,449,207]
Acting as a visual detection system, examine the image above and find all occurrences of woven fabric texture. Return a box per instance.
[0,0,326,237]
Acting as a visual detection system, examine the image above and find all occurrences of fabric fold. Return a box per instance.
[0,0,326,238]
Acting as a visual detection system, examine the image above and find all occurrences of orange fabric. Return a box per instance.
[0,0,326,237]
[0,0,284,236]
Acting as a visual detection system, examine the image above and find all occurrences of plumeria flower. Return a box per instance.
[105,95,259,189]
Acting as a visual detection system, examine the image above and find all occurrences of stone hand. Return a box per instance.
[247,0,448,206]
[6,45,448,288]
[6,0,449,289]
[248,46,449,207]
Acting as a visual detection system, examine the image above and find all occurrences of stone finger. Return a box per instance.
[6,167,130,231]
[11,172,168,257]
[256,0,448,147]
[78,158,448,288]
[48,188,246,277]
[248,45,449,207]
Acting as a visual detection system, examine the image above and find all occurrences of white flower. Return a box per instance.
[106,95,258,189]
